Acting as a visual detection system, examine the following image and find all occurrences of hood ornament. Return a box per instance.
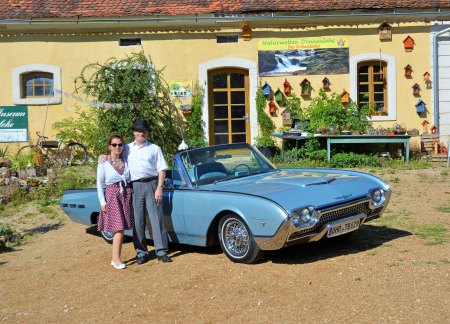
[334,193,352,200]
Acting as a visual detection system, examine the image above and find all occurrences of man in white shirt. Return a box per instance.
[127,119,172,264]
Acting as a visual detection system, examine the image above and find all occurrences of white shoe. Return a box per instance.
[111,261,126,269]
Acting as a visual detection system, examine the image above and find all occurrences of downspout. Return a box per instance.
[432,26,450,134]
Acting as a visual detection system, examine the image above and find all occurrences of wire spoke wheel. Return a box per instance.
[218,215,264,264]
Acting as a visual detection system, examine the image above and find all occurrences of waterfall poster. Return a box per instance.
[258,37,349,76]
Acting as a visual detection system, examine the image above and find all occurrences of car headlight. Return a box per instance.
[370,189,386,208]
[291,206,319,228]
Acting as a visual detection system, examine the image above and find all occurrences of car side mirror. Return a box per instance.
[164,178,174,189]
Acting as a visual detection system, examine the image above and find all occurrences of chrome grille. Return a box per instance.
[288,201,383,241]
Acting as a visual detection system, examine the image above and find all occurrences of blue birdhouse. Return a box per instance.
[415,99,426,113]
[262,82,272,96]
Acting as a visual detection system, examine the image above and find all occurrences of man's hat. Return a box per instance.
[133,119,150,131]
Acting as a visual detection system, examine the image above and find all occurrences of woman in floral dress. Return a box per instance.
[96,135,134,269]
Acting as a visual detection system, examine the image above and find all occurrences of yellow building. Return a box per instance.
[1,1,450,153]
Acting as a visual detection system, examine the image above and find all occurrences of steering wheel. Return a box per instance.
[231,163,251,175]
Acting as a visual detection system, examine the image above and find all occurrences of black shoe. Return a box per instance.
[157,254,173,263]
[136,255,150,265]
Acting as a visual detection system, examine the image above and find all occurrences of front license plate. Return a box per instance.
[327,219,360,238]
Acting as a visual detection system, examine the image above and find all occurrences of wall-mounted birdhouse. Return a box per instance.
[283,78,291,94]
[412,83,421,95]
[274,88,284,103]
[423,71,431,82]
[421,119,430,133]
[261,82,272,96]
[281,108,292,125]
[415,99,426,113]
[403,35,414,52]
[378,22,392,40]
[300,78,311,96]
[341,90,350,104]
[268,99,276,114]
[430,125,437,134]
[241,23,252,41]
[322,77,330,89]
[404,64,413,77]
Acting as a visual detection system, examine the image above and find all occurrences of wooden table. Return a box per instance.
[273,133,413,162]
[322,135,413,162]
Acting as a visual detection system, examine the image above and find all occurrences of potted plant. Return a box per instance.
[254,135,276,158]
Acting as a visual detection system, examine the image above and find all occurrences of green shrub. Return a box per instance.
[330,152,380,168]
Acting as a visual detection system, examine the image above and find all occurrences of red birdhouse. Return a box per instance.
[322,77,330,89]
[268,99,276,113]
[283,78,291,94]
[412,83,421,95]
[403,35,414,52]
[430,125,437,134]
[404,65,413,77]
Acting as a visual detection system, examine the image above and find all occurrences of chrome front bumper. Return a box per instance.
[254,190,391,250]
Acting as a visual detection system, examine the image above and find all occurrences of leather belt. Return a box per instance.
[132,176,158,183]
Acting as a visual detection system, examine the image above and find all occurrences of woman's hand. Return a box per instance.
[101,204,107,213]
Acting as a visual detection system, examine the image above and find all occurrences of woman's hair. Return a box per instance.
[108,134,124,145]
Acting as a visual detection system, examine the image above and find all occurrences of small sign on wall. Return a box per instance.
[169,80,192,97]
[0,106,28,142]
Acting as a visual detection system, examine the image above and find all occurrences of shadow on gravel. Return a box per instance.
[0,223,64,255]
[267,224,412,265]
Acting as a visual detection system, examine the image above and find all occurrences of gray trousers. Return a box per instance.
[132,180,168,258]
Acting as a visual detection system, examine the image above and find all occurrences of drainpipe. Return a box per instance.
[432,26,450,134]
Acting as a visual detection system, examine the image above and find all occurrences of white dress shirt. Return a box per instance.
[125,141,167,181]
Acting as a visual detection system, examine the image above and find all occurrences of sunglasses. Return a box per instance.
[110,143,123,147]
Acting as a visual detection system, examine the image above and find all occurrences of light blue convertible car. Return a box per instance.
[60,143,391,263]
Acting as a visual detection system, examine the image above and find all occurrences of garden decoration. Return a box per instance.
[378,22,392,40]
[423,71,431,82]
[341,90,350,103]
[416,99,426,113]
[241,23,252,41]
[412,83,421,95]
[404,64,413,77]
[283,78,291,94]
[262,82,272,96]
[274,88,284,103]
[268,99,276,113]
[300,78,311,96]
[322,77,330,89]
[421,119,430,133]
[403,35,414,52]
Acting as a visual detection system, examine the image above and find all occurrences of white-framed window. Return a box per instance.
[350,53,397,121]
[13,64,62,105]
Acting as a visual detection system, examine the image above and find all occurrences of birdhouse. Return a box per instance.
[261,82,272,96]
[412,83,421,95]
[378,22,392,40]
[281,108,292,125]
[300,78,311,96]
[274,88,284,103]
[415,99,426,113]
[430,125,437,134]
[421,119,430,133]
[283,78,291,94]
[268,99,276,113]
[403,35,414,52]
[341,90,350,104]
[241,23,252,41]
[423,71,431,82]
[322,77,330,89]
[404,65,413,77]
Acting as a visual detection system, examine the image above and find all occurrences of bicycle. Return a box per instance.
[16,132,88,167]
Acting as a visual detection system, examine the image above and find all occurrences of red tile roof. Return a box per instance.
[1,1,450,19]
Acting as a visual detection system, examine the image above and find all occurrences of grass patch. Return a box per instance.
[436,204,450,213]
[412,223,448,245]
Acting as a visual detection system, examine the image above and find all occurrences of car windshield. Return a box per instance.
[180,144,276,186]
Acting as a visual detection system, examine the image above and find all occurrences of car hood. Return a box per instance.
[202,168,388,211]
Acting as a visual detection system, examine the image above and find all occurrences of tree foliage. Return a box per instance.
[55,51,183,157]
[184,82,206,148]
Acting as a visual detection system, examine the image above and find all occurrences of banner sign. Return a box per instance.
[258,37,349,76]
[169,80,192,97]
[0,106,28,142]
